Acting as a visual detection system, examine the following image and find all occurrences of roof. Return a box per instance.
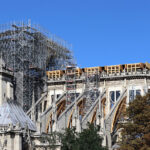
[0,100,36,131]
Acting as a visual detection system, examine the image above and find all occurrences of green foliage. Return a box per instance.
[40,132,58,150]
[77,123,107,150]
[60,123,107,150]
[60,127,78,150]
[119,94,150,150]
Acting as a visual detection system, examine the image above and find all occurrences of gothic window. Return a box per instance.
[116,91,121,101]
[40,103,42,113]
[110,91,115,109]
[35,106,38,121]
[76,93,80,98]
[129,89,141,102]
[110,90,121,109]
[129,90,134,102]
[136,89,141,96]
[51,95,54,103]
[44,101,47,111]
[57,94,61,99]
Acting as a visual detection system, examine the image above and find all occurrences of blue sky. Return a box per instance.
[0,0,150,67]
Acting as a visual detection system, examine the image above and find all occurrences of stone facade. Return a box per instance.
[1,63,150,150]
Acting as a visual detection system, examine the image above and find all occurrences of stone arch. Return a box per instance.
[57,99,66,118]
[90,106,97,124]
[46,112,52,133]
[90,97,106,124]
[111,96,127,133]
[46,99,66,133]
[67,107,75,128]
[101,97,106,118]
[67,98,86,128]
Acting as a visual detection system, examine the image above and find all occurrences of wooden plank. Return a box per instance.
[145,62,150,69]
[125,63,144,72]
[46,70,64,79]
[84,66,102,75]
[105,65,123,74]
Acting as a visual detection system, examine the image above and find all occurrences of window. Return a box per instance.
[129,90,134,102]
[57,94,61,99]
[51,95,54,103]
[35,106,38,121]
[70,93,75,102]
[40,103,42,113]
[110,91,115,109]
[116,91,121,100]
[110,90,121,109]
[76,93,80,98]
[136,90,141,96]
[44,101,47,111]
[129,89,141,102]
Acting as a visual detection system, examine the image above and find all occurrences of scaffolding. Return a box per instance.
[65,66,77,107]
[0,21,74,112]
[83,68,100,118]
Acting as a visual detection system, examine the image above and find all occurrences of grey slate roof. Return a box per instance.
[0,100,36,131]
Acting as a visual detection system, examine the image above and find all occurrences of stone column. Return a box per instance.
[7,134,14,150]
[14,133,22,150]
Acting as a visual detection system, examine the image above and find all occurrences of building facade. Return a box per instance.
[0,62,150,150]
[29,62,150,149]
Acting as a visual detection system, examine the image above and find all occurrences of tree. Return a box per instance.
[119,94,150,150]
[77,123,107,150]
[60,123,107,150]
[60,127,78,150]
[40,132,59,150]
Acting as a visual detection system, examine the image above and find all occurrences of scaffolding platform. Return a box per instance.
[105,65,123,74]
[125,63,145,72]
[75,68,82,77]
[47,70,64,79]
[84,67,102,75]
